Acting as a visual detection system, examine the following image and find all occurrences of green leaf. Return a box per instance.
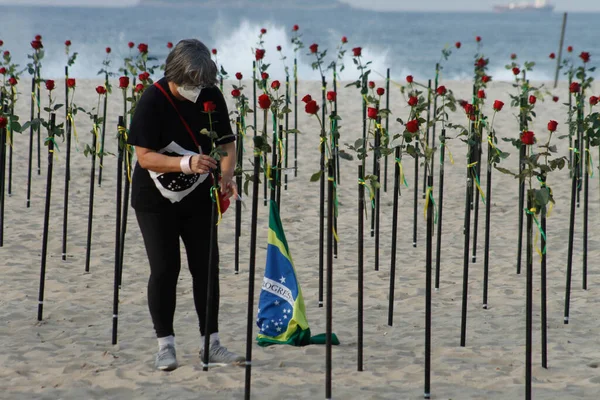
[310,170,323,182]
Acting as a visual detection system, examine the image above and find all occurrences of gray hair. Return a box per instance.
[164,39,218,87]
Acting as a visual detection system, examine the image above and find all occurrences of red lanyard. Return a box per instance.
[153,81,200,148]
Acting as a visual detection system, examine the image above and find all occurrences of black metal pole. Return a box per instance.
[424,175,434,400]
[582,115,589,290]
[413,143,419,248]
[525,193,533,400]
[36,68,41,176]
[285,75,290,190]
[0,109,6,247]
[460,145,474,347]
[7,102,14,197]
[202,182,219,372]
[388,147,401,326]
[276,124,283,209]
[540,180,548,369]
[435,130,447,291]
[325,160,334,400]
[118,149,131,287]
[263,110,268,207]
[269,118,277,205]
[472,126,482,264]
[243,147,261,400]
[26,77,35,208]
[483,133,493,309]
[61,112,72,260]
[374,119,381,271]
[37,113,56,321]
[357,165,364,371]
[564,139,578,325]
[253,61,257,139]
[85,116,98,273]
[112,116,125,344]
[235,117,243,275]
[98,72,109,187]
[294,58,298,177]
[318,125,325,308]
[334,64,340,185]
[422,80,432,199]
[554,13,568,88]
[517,93,528,274]
[384,68,390,192]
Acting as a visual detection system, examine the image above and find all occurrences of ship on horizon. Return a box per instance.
[493,0,555,12]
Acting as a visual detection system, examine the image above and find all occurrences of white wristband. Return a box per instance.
[180,155,193,175]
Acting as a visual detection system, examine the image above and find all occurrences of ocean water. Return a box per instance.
[0,4,598,81]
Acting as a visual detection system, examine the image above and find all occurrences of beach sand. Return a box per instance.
[0,78,599,399]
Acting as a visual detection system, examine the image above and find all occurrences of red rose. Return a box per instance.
[276,45,282,51]
[455,42,461,49]
[45,80,55,91]
[368,81,375,89]
[476,36,482,42]
[305,100,319,115]
[511,53,517,60]
[96,86,107,95]
[352,47,362,57]
[512,67,520,76]
[549,53,556,59]
[31,40,43,50]
[235,72,243,80]
[258,93,271,109]
[292,24,299,31]
[570,82,580,93]
[302,94,312,103]
[271,80,280,90]
[326,91,336,102]
[128,41,135,49]
[376,87,385,96]
[309,43,318,54]
[458,99,467,108]
[67,78,76,88]
[212,48,217,55]
[406,119,419,133]
[8,77,17,86]
[261,28,267,35]
[35,34,42,41]
[167,42,173,49]
[367,107,378,119]
[567,46,573,53]
[493,100,504,111]
[464,103,474,115]
[3,51,9,57]
[203,101,217,113]
[65,40,71,47]
[521,131,535,145]
[476,58,487,68]
[436,86,447,96]
[0,67,5,75]
[341,36,348,44]
[261,72,269,80]
[0,117,7,129]
[138,71,150,81]
[119,76,130,89]
[0,40,3,46]
[590,96,599,106]
[547,120,558,132]
[408,96,418,107]
[134,83,144,93]
[482,75,491,83]
[529,95,536,105]
[478,89,486,99]
[138,43,148,54]
[552,96,559,102]
[231,89,241,98]
[406,75,413,83]
[255,48,265,61]
[105,47,111,54]
[580,52,590,63]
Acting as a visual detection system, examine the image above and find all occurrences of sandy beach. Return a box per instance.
[0,77,599,400]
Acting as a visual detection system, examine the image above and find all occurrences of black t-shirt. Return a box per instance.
[127,77,235,212]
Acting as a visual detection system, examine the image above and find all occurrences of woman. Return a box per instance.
[128,39,243,371]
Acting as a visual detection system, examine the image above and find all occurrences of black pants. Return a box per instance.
[136,207,219,338]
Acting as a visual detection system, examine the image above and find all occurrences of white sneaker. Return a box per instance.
[155,344,178,371]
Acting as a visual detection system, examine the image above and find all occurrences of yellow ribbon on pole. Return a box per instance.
[212,186,223,226]
[67,113,79,148]
[468,161,486,204]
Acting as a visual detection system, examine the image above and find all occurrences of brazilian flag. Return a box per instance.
[257,201,339,347]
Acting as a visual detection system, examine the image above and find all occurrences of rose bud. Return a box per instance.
[128,41,135,48]
[231,89,241,98]
[45,80,55,91]
[138,43,148,54]
[67,78,76,88]
[521,131,535,145]
[590,96,599,106]
[106,47,111,54]
[261,28,267,35]
[408,96,418,107]
[549,53,556,59]
[512,67,520,75]
[3,51,10,57]
[96,86,107,95]
[482,75,491,83]
[478,89,486,99]
[167,42,173,49]
[203,101,217,113]
[305,100,320,115]
[0,117,7,129]
[552,96,559,102]
[511,53,517,60]
[8,77,17,86]
[567,46,573,53]
[493,100,504,111]
[580,52,590,63]
[119,76,130,89]
[271,80,281,90]
[437,86,447,96]
[276,45,282,51]
[65,40,72,47]
[231,73,241,81]
[0,67,5,75]
[368,81,375,89]
[455,42,461,49]
[476,36,482,42]
[406,119,419,133]
[352,47,362,57]
[376,87,385,96]
[134,83,144,93]
[464,103,474,115]
[529,95,537,105]
[326,91,336,102]
[570,82,580,93]
[302,94,312,103]
[0,40,3,46]
[30,40,43,50]
[292,24,299,31]
[255,48,265,61]
[138,72,149,81]
[35,34,42,41]
[341,36,348,44]
[547,120,558,132]
[258,93,271,109]
[406,75,413,84]
[309,43,319,54]
[261,72,269,80]
[211,49,217,56]
[367,107,378,119]
[476,58,486,68]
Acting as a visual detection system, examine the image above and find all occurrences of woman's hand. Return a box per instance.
[190,154,217,175]
[219,176,238,201]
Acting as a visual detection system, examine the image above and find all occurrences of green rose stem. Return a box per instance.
[383,67,390,191]
[516,82,528,275]
[26,76,35,208]
[112,116,126,345]
[294,57,298,177]
[98,71,109,187]
[61,79,75,261]
[243,139,261,400]
[84,115,99,273]
[37,112,56,321]
[357,165,365,372]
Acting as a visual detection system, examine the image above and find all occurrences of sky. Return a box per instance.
[0,0,598,11]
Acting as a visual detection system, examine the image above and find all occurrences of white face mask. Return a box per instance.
[177,85,202,103]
